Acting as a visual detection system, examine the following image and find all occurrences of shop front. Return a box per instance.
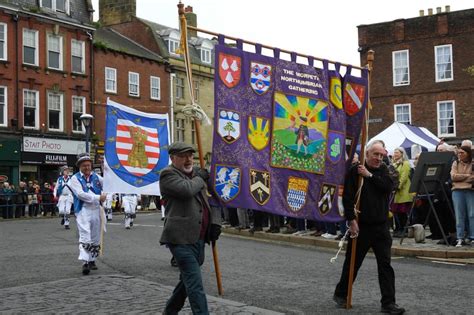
[0,137,21,185]
[21,136,86,184]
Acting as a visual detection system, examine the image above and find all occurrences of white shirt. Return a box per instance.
[68,172,103,211]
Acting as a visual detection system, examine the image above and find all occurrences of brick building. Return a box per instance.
[99,0,216,163]
[358,6,474,143]
[0,0,95,184]
[93,27,170,157]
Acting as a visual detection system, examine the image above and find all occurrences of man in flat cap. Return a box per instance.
[68,153,106,275]
[54,165,73,229]
[160,141,222,315]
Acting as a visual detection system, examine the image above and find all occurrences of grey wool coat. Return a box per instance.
[159,165,221,245]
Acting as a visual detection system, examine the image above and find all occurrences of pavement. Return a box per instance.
[222,226,474,261]
[0,274,283,314]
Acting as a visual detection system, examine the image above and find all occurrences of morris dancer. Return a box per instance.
[54,165,73,229]
[68,153,106,275]
[122,193,138,229]
[104,193,115,222]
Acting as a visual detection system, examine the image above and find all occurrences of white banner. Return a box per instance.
[103,99,170,195]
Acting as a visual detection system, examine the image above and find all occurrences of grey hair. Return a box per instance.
[394,147,409,162]
[366,139,386,151]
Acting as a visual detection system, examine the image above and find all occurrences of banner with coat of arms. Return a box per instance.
[210,35,368,222]
[103,99,170,195]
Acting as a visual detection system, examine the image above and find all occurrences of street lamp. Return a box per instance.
[79,113,94,153]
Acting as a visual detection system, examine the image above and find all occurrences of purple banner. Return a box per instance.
[210,41,368,222]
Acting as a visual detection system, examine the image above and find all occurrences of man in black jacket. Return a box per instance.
[333,142,405,314]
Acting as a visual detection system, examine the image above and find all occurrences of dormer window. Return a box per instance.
[197,39,213,64]
[166,39,179,54]
[41,0,70,14]
[162,29,181,55]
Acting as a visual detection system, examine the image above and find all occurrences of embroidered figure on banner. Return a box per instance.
[327,131,345,164]
[217,109,240,144]
[318,183,337,216]
[270,92,329,174]
[214,164,241,202]
[128,126,148,168]
[286,176,309,212]
[343,82,366,116]
[249,169,270,205]
[248,116,270,151]
[219,53,241,88]
[345,137,354,162]
[250,62,272,95]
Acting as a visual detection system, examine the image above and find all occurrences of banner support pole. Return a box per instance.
[346,49,374,309]
[178,2,224,296]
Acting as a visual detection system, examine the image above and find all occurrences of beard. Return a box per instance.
[183,164,194,174]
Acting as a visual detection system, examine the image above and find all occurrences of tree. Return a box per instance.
[223,122,235,136]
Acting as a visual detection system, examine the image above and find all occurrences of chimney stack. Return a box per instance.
[445,5,451,12]
[428,8,433,15]
[436,7,442,14]
[99,0,136,26]
[419,10,424,17]
[184,5,197,38]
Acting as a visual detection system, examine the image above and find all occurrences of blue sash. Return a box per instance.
[72,172,102,214]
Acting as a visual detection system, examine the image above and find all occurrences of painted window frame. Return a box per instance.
[0,23,7,61]
[105,67,117,93]
[128,72,140,97]
[200,48,211,64]
[47,34,63,70]
[393,103,411,124]
[23,29,39,66]
[150,76,161,100]
[176,118,185,142]
[72,95,86,133]
[71,39,85,74]
[437,100,456,137]
[435,44,453,82]
[0,86,7,127]
[47,91,64,132]
[23,89,39,129]
[392,50,410,86]
[175,77,185,99]
[40,0,70,15]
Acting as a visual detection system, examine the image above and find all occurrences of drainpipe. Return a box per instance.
[13,13,19,130]
[86,31,94,127]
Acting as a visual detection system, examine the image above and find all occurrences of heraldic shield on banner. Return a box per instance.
[217,109,240,144]
[105,103,169,187]
[318,183,337,216]
[327,131,344,164]
[286,176,309,212]
[219,53,241,88]
[248,116,270,151]
[343,82,366,116]
[249,169,270,205]
[250,62,272,95]
[214,164,241,202]
[329,76,343,109]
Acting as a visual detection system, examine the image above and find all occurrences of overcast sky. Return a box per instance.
[92,0,473,66]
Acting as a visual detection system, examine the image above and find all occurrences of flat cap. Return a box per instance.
[76,153,92,167]
[168,142,196,155]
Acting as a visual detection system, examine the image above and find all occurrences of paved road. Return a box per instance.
[1,212,473,314]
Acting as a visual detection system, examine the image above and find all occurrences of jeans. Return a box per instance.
[165,240,208,315]
[452,190,474,240]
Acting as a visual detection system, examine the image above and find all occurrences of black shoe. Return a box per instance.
[170,257,178,267]
[89,261,98,270]
[333,294,347,308]
[65,225,70,230]
[126,226,131,230]
[381,303,405,314]
[60,218,64,225]
[82,263,90,275]
[130,221,133,227]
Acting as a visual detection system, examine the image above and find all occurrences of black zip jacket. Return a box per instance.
[343,163,394,225]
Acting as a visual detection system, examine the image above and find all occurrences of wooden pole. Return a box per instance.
[178,2,224,296]
[346,50,374,309]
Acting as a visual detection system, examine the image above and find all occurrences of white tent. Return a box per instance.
[368,122,440,158]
